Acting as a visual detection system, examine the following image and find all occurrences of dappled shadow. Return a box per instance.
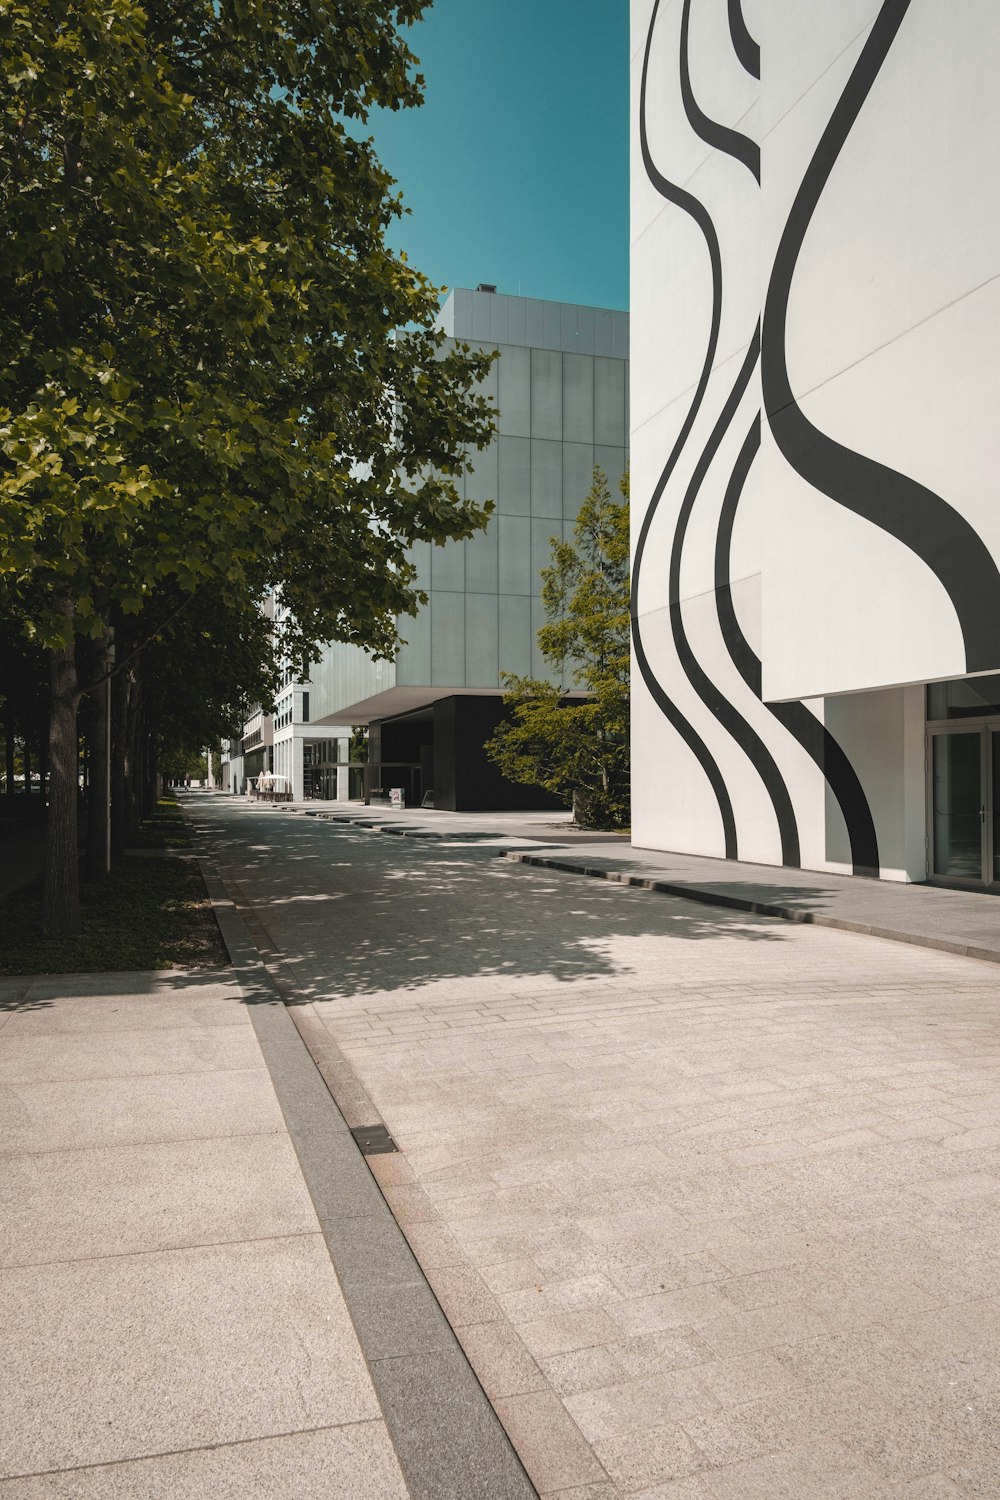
[189,801,816,1005]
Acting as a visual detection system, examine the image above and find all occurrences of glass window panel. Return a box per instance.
[563,354,594,443]
[560,304,579,350]
[530,349,562,439]
[499,516,531,595]
[465,440,498,507]
[431,536,465,592]
[594,358,626,445]
[487,298,509,343]
[406,540,431,591]
[542,302,561,349]
[595,445,627,492]
[498,436,530,515]
[531,438,562,518]
[465,516,498,593]
[465,594,499,686]
[531,593,558,683]
[499,595,531,678]
[472,343,499,404]
[593,308,613,356]
[506,297,527,347]
[396,604,431,685]
[563,442,595,522]
[524,299,544,348]
[431,591,465,686]
[932,731,983,879]
[927,673,1000,720]
[531,518,560,593]
[471,293,492,341]
[497,345,530,437]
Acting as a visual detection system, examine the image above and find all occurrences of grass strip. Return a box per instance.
[0,855,228,975]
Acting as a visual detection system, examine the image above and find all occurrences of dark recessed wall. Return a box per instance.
[433,696,566,813]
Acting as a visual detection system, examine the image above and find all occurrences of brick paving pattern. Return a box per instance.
[202,802,1000,1499]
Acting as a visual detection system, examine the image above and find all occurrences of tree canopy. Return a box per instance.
[486,467,630,829]
[0,0,498,932]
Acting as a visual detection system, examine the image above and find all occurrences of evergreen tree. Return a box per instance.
[486,468,629,829]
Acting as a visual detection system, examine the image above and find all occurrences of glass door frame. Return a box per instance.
[925,717,1000,890]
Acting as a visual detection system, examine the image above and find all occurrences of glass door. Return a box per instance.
[930,728,987,885]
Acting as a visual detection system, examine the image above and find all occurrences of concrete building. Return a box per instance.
[630,0,1000,889]
[281,287,630,808]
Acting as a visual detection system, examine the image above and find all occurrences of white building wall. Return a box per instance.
[630,0,1000,882]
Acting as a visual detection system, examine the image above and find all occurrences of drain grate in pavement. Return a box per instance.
[351,1123,398,1155]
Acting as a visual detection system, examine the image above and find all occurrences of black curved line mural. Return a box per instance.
[715,418,881,877]
[727,0,760,79]
[636,0,802,864]
[669,333,801,866]
[633,0,737,859]
[680,0,760,183]
[762,0,1000,675]
[635,0,891,876]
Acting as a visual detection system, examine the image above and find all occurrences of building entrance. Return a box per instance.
[928,723,1000,888]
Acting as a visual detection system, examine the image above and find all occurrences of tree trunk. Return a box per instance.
[39,728,49,803]
[43,607,82,938]
[111,663,128,866]
[84,633,111,884]
[4,701,14,799]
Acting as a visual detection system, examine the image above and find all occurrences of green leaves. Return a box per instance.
[486,468,631,830]
[0,0,493,665]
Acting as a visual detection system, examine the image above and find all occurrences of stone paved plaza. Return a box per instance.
[196,798,1000,1499]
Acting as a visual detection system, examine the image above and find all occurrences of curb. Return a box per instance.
[502,851,1000,968]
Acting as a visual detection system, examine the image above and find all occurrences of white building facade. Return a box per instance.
[630,0,1000,888]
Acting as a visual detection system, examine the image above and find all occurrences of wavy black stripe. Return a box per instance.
[728,0,760,79]
[633,0,737,858]
[681,0,760,182]
[715,417,881,877]
[670,334,801,865]
[762,0,1000,675]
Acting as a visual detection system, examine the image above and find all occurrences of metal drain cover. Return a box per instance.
[351,1123,398,1155]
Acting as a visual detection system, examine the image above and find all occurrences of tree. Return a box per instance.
[0,1,496,934]
[486,468,630,829]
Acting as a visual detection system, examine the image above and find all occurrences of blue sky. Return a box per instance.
[362,0,629,312]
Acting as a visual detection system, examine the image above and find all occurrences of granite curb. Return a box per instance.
[186,822,538,1500]
[502,851,1000,967]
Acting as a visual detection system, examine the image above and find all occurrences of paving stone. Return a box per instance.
[493,1391,608,1493]
[0,1133,317,1267]
[0,1235,380,1477]
[0,1024,261,1083]
[0,1424,409,1498]
[0,1063,283,1157]
[457,1317,548,1400]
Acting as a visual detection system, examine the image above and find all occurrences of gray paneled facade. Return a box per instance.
[392,288,630,699]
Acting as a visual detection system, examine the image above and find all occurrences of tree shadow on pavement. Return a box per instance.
[196,805,838,1004]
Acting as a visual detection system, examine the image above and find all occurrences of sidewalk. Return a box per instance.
[0,953,533,1497]
[251,794,1000,964]
[502,842,1000,966]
